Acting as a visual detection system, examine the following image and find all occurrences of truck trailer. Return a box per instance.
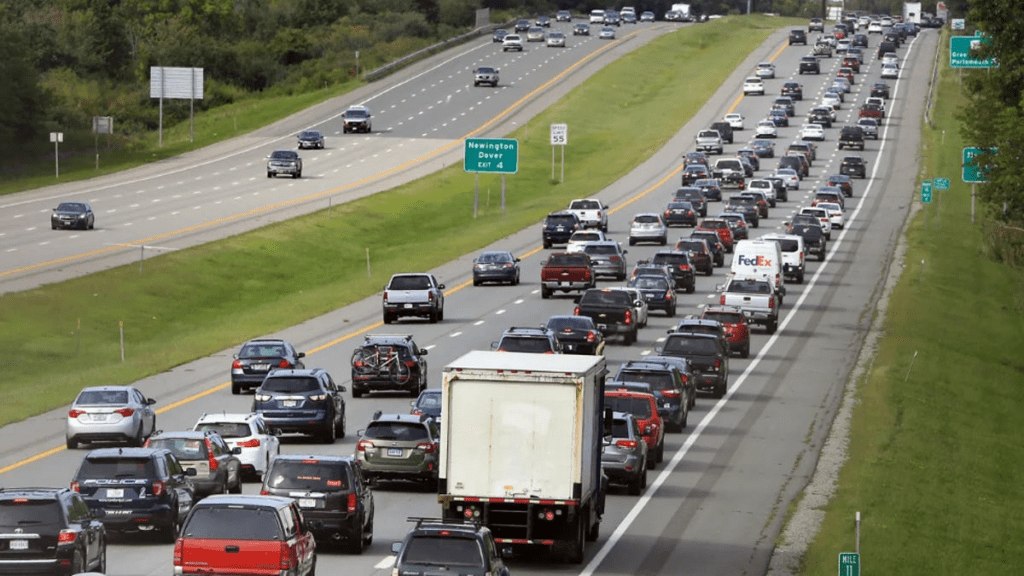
[438,351,607,563]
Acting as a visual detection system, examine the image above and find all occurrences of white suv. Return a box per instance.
[194,412,281,482]
[502,34,523,52]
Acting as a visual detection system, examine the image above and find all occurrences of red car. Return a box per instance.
[604,389,665,466]
[701,305,752,358]
[696,219,735,253]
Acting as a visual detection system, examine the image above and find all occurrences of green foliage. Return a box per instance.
[0,21,49,142]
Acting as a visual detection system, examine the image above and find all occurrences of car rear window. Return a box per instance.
[547,215,576,225]
[629,276,669,290]
[633,215,660,224]
[727,280,772,294]
[546,253,589,266]
[703,311,743,324]
[610,418,631,438]
[147,438,208,461]
[663,336,717,356]
[0,500,62,528]
[196,422,251,438]
[261,377,321,393]
[773,239,800,252]
[183,505,283,540]
[77,457,156,479]
[616,370,673,389]
[239,343,286,358]
[546,317,591,332]
[580,290,632,306]
[403,535,484,567]
[604,395,653,418]
[583,244,617,256]
[570,200,600,210]
[76,390,128,405]
[651,254,686,266]
[265,460,350,491]
[497,336,554,353]
[363,422,429,442]
[389,276,432,290]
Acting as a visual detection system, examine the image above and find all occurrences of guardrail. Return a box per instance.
[363,22,513,82]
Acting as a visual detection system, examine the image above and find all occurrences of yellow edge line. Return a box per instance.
[0,30,647,474]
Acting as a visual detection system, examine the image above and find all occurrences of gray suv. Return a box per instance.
[473,66,499,87]
[145,430,243,499]
[266,150,302,178]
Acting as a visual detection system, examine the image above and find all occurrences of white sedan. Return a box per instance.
[194,412,281,481]
[743,77,765,95]
[755,120,778,138]
[881,63,899,79]
[822,92,842,109]
[817,202,845,229]
[724,113,745,130]
[755,62,776,79]
[773,168,800,189]
[799,124,825,141]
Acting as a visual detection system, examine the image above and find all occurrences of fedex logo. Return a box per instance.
[737,255,772,267]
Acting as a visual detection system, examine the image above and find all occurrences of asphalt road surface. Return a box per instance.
[0,21,937,576]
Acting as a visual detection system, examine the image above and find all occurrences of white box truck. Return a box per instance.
[438,351,607,563]
[903,2,922,24]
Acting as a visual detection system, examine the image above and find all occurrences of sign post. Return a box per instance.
[921,180,932,203]
[838,552,860,576]
[550,123,567,182]
[49,132,63,178]
[464,138,519,215]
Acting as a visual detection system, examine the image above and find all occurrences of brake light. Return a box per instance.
[714,359,721,369]
[586,331,596,342]
[574,306,581,315]
[680,264,690,271]
[665,290,674,301]
[357,440,373,452]
[174,538,183,566]
[205,439,219,471]
[616,439,638,448]
[428,292,435,301]
[348,493,357,514]
[68,410,84,418]
[237,438,260,448]
[151,481,165,496]
[624,309,633,325]
[231,359,242,369]
[661,389,681,398]
[278,359,292,368]
[720,295,726,305]
[58,529,76,543]
[769,296,776,309]
[353,360,365,368]
[383,292,389,304]
[664,210,671,218]
[681,374,689,384]
[115,408,134,417]
[279,542,297,570]
[70,481,79,492]
[260,488,270,495]
[417,442,437,454]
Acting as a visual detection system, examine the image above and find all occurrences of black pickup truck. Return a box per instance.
[575,288,639,345]
[657,332,730,398]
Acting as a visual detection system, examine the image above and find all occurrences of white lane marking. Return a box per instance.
[449,332,463,338]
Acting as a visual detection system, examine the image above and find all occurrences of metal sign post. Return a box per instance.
[550,123,567,183]
[464,138,518,215]
[49,132,63,178]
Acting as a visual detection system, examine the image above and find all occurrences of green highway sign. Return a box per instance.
[464,138,518,174]
[962,147,995,183]
[950,34,996,69]
[934,177,950,190]
[839,552,861,576]
[921,180,932,203]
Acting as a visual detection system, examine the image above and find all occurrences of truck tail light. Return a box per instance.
[624,309,633,325]
[769,296,776,309]
[661,389,681,398]
[151,481,166,496]
[383,293,389,304]
[279,543,297,570]
[173,538,183,566]
[348,493,358,514]
[428,292,435,301]
[57,530,76,543]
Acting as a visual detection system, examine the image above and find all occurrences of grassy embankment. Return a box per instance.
[0,16,799,426]
[796,28,1024,576]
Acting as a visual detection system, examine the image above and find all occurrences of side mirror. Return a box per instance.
[357,429,366,437]
[655,346,663,354]
[184,467,198,477]
[438,284,445,290]
[147,398,157,405]
[391,542,403,554]
[420,349,428,356]
[490,341,499,350]
[232,447,242,455]
[337,385,347,393]
[297,352,306,359]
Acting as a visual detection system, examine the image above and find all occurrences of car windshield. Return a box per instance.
[0,501,62,528]
[344,109,369,118]
[616,370,673,389]
[415,392,442,410]
[663,336,717,356]
[239,343,286,358]
[300,131,319,139]
[477,67,495,74]
[270,151,296,159]
[196,422,252,438]
[604,395,653,418]
[76,389,128,405]
[183,506,283,540]
[56,202,86,212]
[363,422,429,441]
[261,377,320,393]
[147,438,208,461]
[389,276,432,290]
[77,457,156,479]
[266,460,350,490]
[402,536,484,567]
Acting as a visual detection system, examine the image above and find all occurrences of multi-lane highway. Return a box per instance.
[0,19,938,576]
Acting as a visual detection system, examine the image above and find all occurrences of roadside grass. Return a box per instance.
[0,15,795,426]
[797,31,1024,576]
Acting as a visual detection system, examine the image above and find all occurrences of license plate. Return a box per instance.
[282,400,297,408]
[404,303,413,308]
[298,498,317,508]
[252,364,270,371]
[9,540,27,550]
[106,488,124,498]
[743,310,754,317]
[387,448,404,457]
[560,282,570,287]
[91,413,109,421]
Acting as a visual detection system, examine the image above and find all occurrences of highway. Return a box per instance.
[0,19,938,576]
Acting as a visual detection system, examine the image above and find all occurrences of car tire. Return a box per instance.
[656,440,665,463]
[163,513,181,543]
[667,305,675,318]
[766,318,778,334]
[231,381,241,395]
[543,239,551,249]
[473,278,480,286]
[818,250,826,262]
[352,387,364,399]
[741,342,750,358]
[660,236,667,245]
[320,418,336,444]
[624,330,636,345]
[714,382,726,399]
[705,267,712,277]
[131,424,144,447]
[383,312,393,324]
[437,307,444,321]
[336,410,346,439]
[680,403,689,429]
[687,284,695,294]
[628,469,644,495]
[267,172,272,178]
[629,237,636,246]
[429,310,438,324]
[541,286,551,299]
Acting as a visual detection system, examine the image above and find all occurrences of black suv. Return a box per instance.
[838,126,865,151]
[351,334,428,398]
[231,338,306,395]
[253,368,346,443]
[840,155,868,178]
[545,315,606,355]
[615,360,692,431]
[261,455,374,553]
[0,488,107,575]
[709,121,734,144]
[648,250,697,293]
[657,332,730,398]
[788,216,827,261]
[799,55,820,74]
[780,81,803,100]
[788,29,807,45]
[492,326,562,353]
[542,212,582,248]
[71,447,196,541]
[392,518,509,576]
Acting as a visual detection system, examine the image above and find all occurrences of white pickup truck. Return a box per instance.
[382,273,445,324]
[718,276,779,334]
[567,198,609,231]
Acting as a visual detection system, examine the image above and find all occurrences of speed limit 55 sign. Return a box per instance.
[550,123,567,146]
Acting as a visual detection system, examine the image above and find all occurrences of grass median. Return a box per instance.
[796,29,1024,576]
[0,16,794,426]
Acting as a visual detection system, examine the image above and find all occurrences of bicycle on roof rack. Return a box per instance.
[351,345,413,385]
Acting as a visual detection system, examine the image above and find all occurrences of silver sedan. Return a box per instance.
[66,386,157,449]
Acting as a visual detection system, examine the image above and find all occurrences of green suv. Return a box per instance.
[355,413,440,486]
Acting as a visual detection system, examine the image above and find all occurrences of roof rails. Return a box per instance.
[407,516,481,528]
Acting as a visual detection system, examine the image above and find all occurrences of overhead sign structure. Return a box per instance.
[838,552,860,576]
[950,34,997,69]
[921,180,933,203]
[934,177,950,191]
[962,147,995,183]
[464,138,519,174]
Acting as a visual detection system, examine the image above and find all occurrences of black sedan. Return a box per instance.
[297,130,324,149]
[545,315,606,355]
[52,201,95,230]
[492,28,508,42]
[472,250,520,286]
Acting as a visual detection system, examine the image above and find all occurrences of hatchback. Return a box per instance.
[583,240,629,280]
[604,389,665,466]
[66,386,158,449]
[664,201,698,227]
[701,306,752,358]
[545,315,606,356]
[391,518,509,576]
[145,430,243,498]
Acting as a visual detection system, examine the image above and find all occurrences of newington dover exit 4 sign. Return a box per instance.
[464,138,519,174]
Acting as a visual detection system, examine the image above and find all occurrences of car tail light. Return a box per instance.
[714,359,721,369]
[383,292,389,304]
[237,438,261,448]
[173,538,183,566]
[681,374,689,384]
[115,408,135,417]
[417,442,437,454]
[574,306,581,315]
[680,264,690,271]
[309,394,327,401]
[347,493,357,514]
[610,256,621,262]
[720,294,726,305]
[232,359,242,369]
[205,439,219,471]
[616,439,638,448]
[769,296,776,309]
[665,290,673,301]
[277,359,292,368]
[664,210,671,218]
[57,529,76,543]
[661,389,681,398]
[624,309,633,325]
[68,409,84,418]
[428,292,435,302]
[260,488,270,495]
[586,331,597,343]
[279,542,297,570]
[151,481,166,496]
[70,481,79,492]
[356,440,373,452]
